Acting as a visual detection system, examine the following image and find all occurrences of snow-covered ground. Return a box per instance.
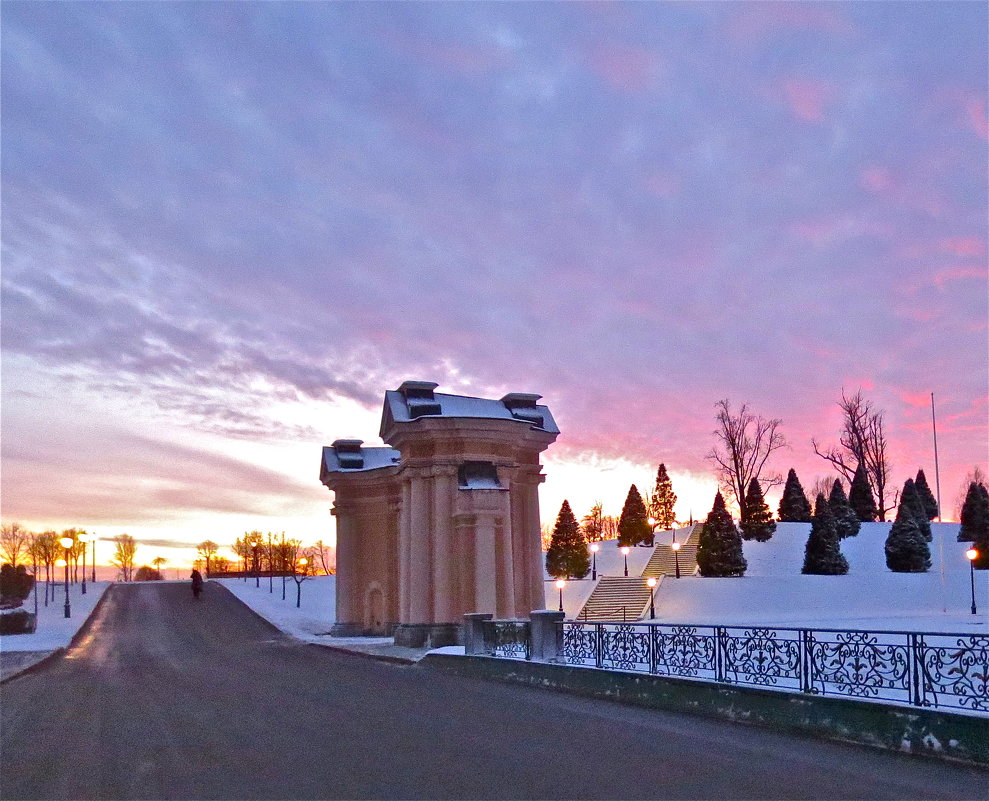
[1,581,110,653]
[552,523,988,633]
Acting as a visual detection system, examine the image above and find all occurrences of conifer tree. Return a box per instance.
[885,494,931,572]
[545,500,591,579]
[828,479,860,539]
[902,478,932,542]
[848,463,878,522]
[740,478,776,542]
[648,464,677,530]
[618,485,651,547]
[914,469,939,521]
[802,494,848,575]
[973,483,989,569]
[777,468,812,522]
[696,492,747,577]
[958,481,989,542]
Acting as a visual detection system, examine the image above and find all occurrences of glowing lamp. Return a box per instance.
[555,578,566,612]
[671,541,681,552]
[55,558,67,567]
[646,576,657,618]
[59,536,75,549]
[646,577,657,588]
[966,548,978,561]
[620,545,630,577]
[589,543,599,553]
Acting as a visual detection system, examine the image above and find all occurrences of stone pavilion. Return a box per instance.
[319,381,558,647]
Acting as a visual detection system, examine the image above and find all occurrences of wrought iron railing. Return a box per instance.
[490,619,530,660]
[556,622,989,715]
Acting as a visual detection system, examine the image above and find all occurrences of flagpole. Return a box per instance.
[932,392,945,612]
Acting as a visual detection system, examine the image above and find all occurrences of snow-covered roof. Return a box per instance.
[321,440,401,476]
[380,381,559,435]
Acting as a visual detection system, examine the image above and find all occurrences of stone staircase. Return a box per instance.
[575,576,653,622]
[574,525,703,622]
[643,524,701,578]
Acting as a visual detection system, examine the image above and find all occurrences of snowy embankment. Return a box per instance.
[556,523,987,633]
[1,582,111,654]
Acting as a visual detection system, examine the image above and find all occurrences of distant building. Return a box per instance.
[320,381,559,647]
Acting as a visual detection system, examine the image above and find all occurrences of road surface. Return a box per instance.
[1,582,985,800]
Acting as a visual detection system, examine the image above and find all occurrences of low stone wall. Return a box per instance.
[420,652,989,766]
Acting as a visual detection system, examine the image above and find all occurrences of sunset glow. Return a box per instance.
[1,3,986,571]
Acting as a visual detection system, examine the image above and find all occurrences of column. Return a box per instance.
[398,479,412,622]
[408,472,433,624]
[474,512,498,614]
[432,466,456,623]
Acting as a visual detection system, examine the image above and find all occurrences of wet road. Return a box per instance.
[1,582,985,800]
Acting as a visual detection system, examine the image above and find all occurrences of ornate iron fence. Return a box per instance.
[556,622,988,715]
[490,619,530,660]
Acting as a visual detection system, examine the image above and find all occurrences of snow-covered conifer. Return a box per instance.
[828,479,860,539]
[617,485,651,547]
[648,464,677,531]
[697,492,747,577]
[914,469,939,521]
[902,479,932,542]
[802,494,848,575]
[740,478,776,542]
[778,468,812,522]
[885,495,931,572]
[545,500,590,579]
[848,463,878,522]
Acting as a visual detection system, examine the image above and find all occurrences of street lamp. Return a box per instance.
[293,557,309,608]
[555,579,566,613]
[646,577,657,619]
[620,546,630,577]
[77,532,89,595]
[671,541,682,579]
[589,542,599,580]
[966,548,979,615]
[58,534,74,618]
[90,534,97,583]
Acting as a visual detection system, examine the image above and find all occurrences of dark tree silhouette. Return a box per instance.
[696,492,747,577]
[901,479,932,543]
[647,464,677,530]
[545,500,591,579]
[778,469,812,522]
[828,479,860,539]
[848,463,878,522]
[914,469,939,521]
[617,485,651,547]
[885,495,931,573]
[802,494,848,575]
[740,478,776,542]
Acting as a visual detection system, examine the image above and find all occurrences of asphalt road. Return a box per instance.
[1,583,985,801]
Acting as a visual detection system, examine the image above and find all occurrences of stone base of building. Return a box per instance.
[393,622,461,649]
[329,622,367,637]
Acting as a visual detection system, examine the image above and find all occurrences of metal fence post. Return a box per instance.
[715,626,726,683]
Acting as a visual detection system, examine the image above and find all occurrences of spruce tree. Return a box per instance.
[778,468,812,522]
[901,478,932,542]
[958,482,988,543]
[802,494,848,575]
[696,492,747,577]
[914,469,939,521]
[617,485,651,547]
[885,495,931,572]
[740,477,776,542]
[848,463,878,522]
[648,463,677,530]
[545,500,591,579]
[828,479,860,539]
[973,484,989,569]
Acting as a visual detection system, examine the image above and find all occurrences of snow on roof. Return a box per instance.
[321,444,400,475]
[381,385,559,434]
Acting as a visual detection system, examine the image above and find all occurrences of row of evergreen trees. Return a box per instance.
[957,481,989,569]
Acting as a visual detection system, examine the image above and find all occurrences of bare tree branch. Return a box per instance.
[706,399,787,516]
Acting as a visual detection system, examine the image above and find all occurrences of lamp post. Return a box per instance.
[966,548,979,615]
[293,557,309,608]
[77,532,89,595]
[620,546,630,577]
[671,541,682,579]
[589,542,599,580]
[59,534,74,618]
[252,543,260,588]
[555,579,566,613]
[646,577,657,619]
[90,535,97,583]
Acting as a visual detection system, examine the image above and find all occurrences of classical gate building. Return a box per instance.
[320,381,558,647]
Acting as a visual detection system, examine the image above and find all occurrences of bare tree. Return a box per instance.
[196,540,219,576]
[706,399,787,517]
[1,522,31,566]
[580,501,605,542]
[111,534,137,581]
[312,539,335,575]
[812,389,894,520]
[810,475,840,502]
